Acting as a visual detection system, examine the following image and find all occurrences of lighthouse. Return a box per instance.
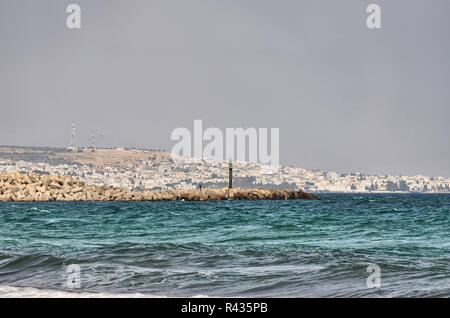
[228,161,232,189]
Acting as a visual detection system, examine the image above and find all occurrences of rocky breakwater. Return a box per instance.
[0,173,319,202]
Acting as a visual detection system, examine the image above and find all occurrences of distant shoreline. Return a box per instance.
[0,146,449,193]
[311,191,450,195]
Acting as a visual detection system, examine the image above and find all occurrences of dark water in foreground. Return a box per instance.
[0,194,449,297]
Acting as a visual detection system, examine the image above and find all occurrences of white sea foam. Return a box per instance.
[0,285,161,298]
[0,285,211,298]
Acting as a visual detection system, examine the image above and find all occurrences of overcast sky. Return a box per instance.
[1,0,449,177]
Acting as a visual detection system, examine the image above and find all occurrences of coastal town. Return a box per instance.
[0,146,448,193]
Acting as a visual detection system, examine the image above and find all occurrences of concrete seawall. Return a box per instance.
[0,173,319,202]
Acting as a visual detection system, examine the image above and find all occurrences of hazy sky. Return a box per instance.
[1,0,449,177]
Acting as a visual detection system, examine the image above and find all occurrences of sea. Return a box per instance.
[0,193,449,298]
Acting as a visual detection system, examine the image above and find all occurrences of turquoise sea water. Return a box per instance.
[0,194,449,297]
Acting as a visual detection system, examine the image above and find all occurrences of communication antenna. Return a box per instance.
[70,121,76,148]
[91,130,96,149]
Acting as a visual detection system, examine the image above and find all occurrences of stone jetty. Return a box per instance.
[0,173,319,202]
